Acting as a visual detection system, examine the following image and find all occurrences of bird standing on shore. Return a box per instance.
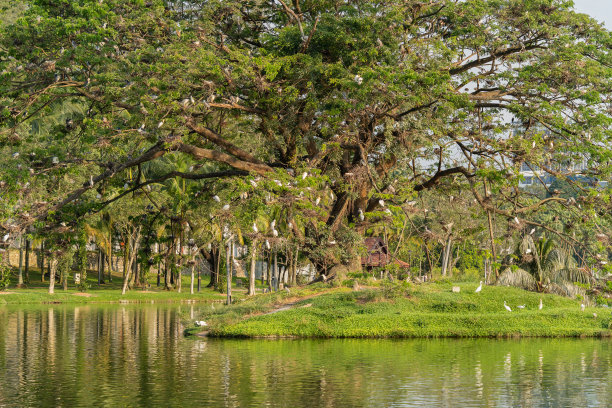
[475,281,482,293]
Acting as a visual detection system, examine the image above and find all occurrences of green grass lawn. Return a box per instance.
[187,281,612,338]
[0,266,251,304]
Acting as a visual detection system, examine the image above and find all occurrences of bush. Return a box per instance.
[0,261,10,290]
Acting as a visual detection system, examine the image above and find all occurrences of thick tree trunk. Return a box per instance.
[48,256,58,294]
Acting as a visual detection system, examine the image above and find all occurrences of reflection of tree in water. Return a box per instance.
[0,310,611,406]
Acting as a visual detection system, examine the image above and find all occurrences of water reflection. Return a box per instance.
[0,305,610,407]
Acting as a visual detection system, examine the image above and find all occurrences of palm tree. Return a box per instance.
[497,235,592,297]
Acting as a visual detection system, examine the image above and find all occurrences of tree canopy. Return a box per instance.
[1,0,611,276]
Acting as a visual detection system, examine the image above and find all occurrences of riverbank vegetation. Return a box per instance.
[187,280,612,338]
[0,0,611,320]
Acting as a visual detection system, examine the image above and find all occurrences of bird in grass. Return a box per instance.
[252,223,258,233]
[213,195,221,202]
[581,303,585,312]
[517,304,526,309]
[504,301,512,312]
[195,321,207,327]
[475,281,482,293]
[539,299,543,310]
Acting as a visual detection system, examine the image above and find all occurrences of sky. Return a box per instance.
[572,0,611,29]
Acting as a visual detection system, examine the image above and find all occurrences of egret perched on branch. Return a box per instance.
[504,301,512,312]
[272,229,278,237]
[358,209,365,221]
[475,281,482,293]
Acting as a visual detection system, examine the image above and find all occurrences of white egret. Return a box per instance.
[475,281,482,293]
[272,229,278,237]
[378,199,385,207]
[288,222,293,229]
[514,217,520,224]
[52,156,59,164]
[270,219,276,229]
[529,228,535,235]
[195,321,208,327]
[250,180,257,187]
[539,299,543,310]
[581,303,585,312]
[358,209,365,221]
[89,175,94,187]
[2,233,9,242]
[517,304,526,309]
[213,195,221,202]
[222,204,230,211]
[252,223,258,233]
[302,172,308,180]
[504,301,512,312]
[315,197,320,205]
[12,152,19,158]
[158,121,164,128]
[354,74,363,85]
[265,240,271,249]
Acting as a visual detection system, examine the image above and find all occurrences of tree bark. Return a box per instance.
[190,264,195,294]
[40,242,45,282]
[248,241,257,296]
[24,239,30,283]
[18,236,23,286]
[48,256,58,294]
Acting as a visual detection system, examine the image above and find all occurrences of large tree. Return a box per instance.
[1,0,611,275]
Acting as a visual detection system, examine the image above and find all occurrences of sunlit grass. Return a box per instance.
[190,281,612,338]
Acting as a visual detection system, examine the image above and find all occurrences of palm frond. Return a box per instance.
[496,268,538,291]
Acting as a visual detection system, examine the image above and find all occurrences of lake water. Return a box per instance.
[0,304,610,407]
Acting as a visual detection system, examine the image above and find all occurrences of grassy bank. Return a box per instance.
[0,266,243,304]
[187,281,612,338]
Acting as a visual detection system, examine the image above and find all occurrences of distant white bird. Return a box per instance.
[213,195,221,202]
[514,217,520,224]
[354,74,363,85]
[302,172,308,180]
[222,204,230,211]
[517,304,526,309]
[385,209,392,215]
[250,179,257,187]
[96,193,102,199]
[12,152,19,158]
[288,222,293,229]
[526,248,532,254]
[581,303,585,312]
[529,228,535,235]
[2,233,9,242]
[315,197,321,205]
[504,301,512,312]
[475,281,482,293]
[89,175,94,187]
[195,321,208,327]
[328,240,336,245]
[52,156,59,164]
[252,223,258,233]
[358,209,365,221]
[272,229,278,237]
[265,240,270,249]
[539,298,543,310]
[124,183,129,189]
[158,121,164,128]
[379,199,385,207]
[593,313,597,318]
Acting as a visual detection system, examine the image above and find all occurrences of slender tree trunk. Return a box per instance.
[291,248,298,286]
[273,252,278,291]
[24,239,30,283]
[48,256,58,294]
[190,264,194,294]
[226,241,232,305]
[40,242,45,282]
[18,236,23,286]
[249,241,257,296]
[441,236,452,277]
[62,264,68,291]
[197,264,201,292]
[157,261,161,287]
